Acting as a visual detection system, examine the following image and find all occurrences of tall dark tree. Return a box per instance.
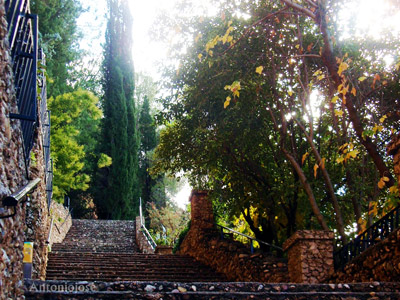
[97,0,140,219]
[138,96,167,209]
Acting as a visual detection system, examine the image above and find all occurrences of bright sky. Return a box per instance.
[77,0,399,210]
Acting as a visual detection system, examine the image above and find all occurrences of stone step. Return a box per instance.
[25,280,400,300]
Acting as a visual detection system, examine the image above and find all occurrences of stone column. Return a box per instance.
[190,190,214,229]
[283,230,334,283]
[388,133,400,195]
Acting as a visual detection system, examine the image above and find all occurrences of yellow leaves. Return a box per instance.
[224,96,231,109]
[295,44,300,49]
[288,90,293,97]
[331,95,339,104]
[313,69,325,81]
[319,157,326,170]
[301,152,309,165]
[348,149,360,159]
[205,35,220,52]
[224,81,241,108]
[351,87,357,96]
[358,76,367,82]
[389,185,399,195]
[379,115,387,123]
[372,73,381,89]
[337,142,359,164]
[335,110,343,117]
[198,53,203,60]
[372,123,383,134]
[255,66,264,75]
[337,62,349,76]
[205,21,235,56]
[224,81,241,97]
[378,176,390,189]
[313,163,319,178]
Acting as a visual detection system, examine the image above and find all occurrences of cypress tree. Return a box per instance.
[138,96,158,208]
[99,0,140,219]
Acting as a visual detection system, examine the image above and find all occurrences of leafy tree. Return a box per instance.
[96,0,140,220]
[49,89,101,202]
[147,200,189,245]
[31,0,83,97]
[152,0,400,246]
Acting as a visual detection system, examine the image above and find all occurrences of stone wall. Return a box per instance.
[330,227,400,282]
[0,2,51,298]
[48,201,72,245]
[135,216,155,254]
[283,230,334,283]
[178,190,289,282]
[0,4,28,298]
[25,125,50,280]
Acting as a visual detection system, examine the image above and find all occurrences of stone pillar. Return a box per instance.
[283,230,334,283]
[189,190,214,229]
[388,133,400,195]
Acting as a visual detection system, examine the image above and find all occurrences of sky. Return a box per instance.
[77,0,400,209]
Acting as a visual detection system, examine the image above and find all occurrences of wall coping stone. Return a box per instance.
[283,230,334,252]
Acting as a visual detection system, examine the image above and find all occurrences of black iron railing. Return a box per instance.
[5,0,53,209]
[334,205,400,270]
[6,0,38,166]
[1,178,40,218]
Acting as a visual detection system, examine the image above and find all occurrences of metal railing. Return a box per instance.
[5,0,53,209]
[139,198,157,250]
[6,0,38,166]
[1,178,40,218]
[217,224,283,254]
[334,204,400,270]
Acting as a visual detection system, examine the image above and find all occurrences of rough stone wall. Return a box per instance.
[25,125,50,280]
[330,227,400,283]
[283,230,334,283]
[0,4,27,299]
[48,201,71,245]
[135,216,155,254]
[178,190,289,282]
[190,190,214,229]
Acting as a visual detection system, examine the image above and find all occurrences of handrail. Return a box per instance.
[1,178,40,218]
[139,197,157,250]
[46,217,54,244]
[217,224,283,252]
[334,203,400,270]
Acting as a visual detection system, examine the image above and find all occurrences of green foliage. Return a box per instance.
[153,0,400,246]
[96,0,140,220]
[49,90,101,202]
[172,220,191,254]
[147,200,189,246]
[31,0,83,97]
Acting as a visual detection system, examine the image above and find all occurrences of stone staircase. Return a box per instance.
[24,219,400,299]
[45,219,226,282]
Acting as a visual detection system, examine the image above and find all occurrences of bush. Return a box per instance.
[173,220,191,253]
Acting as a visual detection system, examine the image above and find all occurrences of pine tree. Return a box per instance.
[98,0,140,220]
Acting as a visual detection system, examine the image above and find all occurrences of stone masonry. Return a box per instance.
[283,230,334,283]
[178,190,289,282]
[0,4,27,298]
[0,2,52,298]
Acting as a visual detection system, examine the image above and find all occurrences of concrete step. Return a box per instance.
[25,280,400,300]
